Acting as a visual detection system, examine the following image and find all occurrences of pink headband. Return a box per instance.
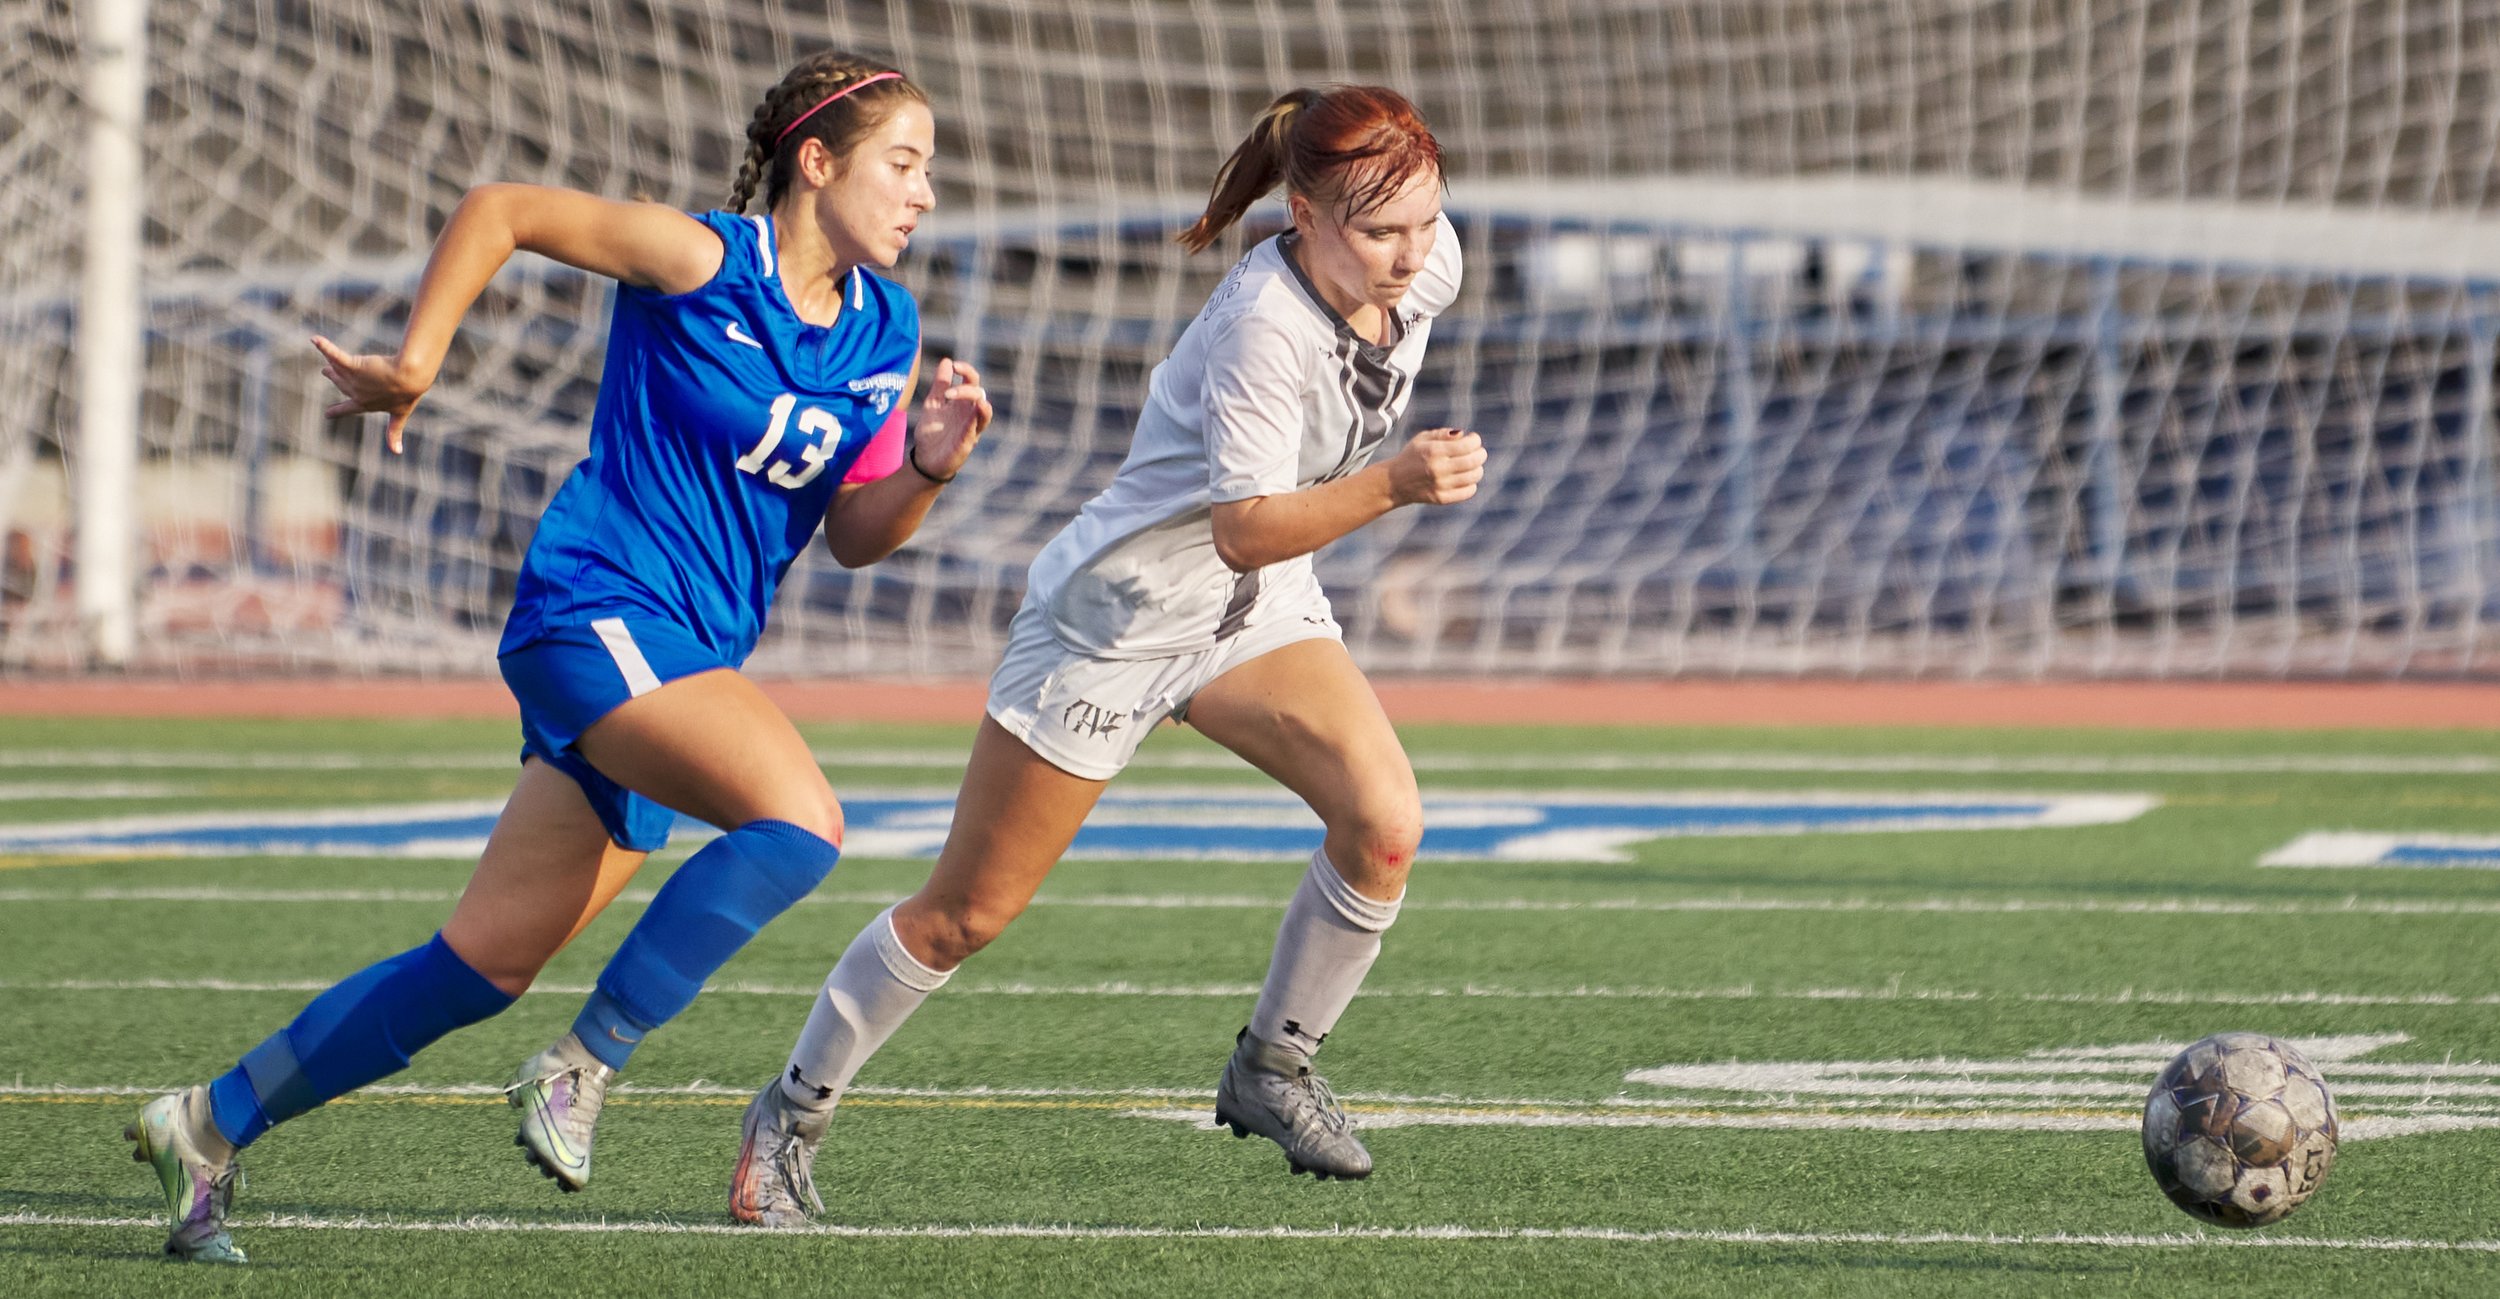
[775,72,904,147]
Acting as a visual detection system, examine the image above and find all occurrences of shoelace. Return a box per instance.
[1293,1071,1356,1135]
[561,1068,610,1142]
[506,1065,607,1142]
[771,1130,825,1216]
[209,1160,243,1210]
[180,1159,243,1236]
[500,1070,558,1100]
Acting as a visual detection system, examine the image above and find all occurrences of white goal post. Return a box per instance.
[5,0,2497,677]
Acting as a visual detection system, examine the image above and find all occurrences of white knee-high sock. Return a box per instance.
[1248,849,1403,1059]
[779,906,951,1112]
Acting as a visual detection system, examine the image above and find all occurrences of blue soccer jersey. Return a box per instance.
[499,210,920,664]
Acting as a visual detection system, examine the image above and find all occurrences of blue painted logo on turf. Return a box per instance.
[0,790,2153,862]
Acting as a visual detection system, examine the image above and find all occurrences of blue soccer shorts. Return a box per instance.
[497,614,730,851]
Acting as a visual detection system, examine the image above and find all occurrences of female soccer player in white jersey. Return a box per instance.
[121,53,991,1263]
[722,84,1482,1225]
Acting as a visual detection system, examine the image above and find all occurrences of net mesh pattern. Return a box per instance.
[5,0,2496,675]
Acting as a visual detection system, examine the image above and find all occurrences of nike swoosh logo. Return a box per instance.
[540,1125,584,1169]
[725,321,764,349]
[519,1089,586,1168]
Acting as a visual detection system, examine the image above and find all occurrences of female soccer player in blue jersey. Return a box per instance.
[123,52,990,1264]
[722,85,1484,1225]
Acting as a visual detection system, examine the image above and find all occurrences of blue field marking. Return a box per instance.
[2263,832,2500,869]
[0,789,2155,864]
[2385,846,2500,866]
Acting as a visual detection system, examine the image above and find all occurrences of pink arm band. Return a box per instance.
[843,401,908,484]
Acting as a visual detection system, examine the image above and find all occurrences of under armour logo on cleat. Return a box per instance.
[725,321,765,349]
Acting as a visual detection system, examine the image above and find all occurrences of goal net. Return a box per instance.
[6,0,2497,677]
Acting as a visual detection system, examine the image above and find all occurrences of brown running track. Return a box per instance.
[4,677,2500,728]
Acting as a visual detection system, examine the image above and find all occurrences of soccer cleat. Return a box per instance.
[1211,1027,1373,1180]
[729,1074,831,1227]
[124,1087,248,1264]
[505,1031,613,1192]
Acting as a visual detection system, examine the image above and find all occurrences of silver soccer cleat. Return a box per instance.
[124,1086,248,1264]
[505,1031,613,1192]
[1212,1028,1373,1180]
[728,1073,830,1227]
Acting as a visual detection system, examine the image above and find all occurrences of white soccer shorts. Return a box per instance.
[987,578,1343,780]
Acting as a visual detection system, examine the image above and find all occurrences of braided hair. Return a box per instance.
[726,52,926,214]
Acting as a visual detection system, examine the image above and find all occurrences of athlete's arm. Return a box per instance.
[821,357,993,567]
[1210,428,1483,571]
[313,184,724,451]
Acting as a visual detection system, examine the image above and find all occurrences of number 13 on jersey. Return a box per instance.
[736,393,839,489]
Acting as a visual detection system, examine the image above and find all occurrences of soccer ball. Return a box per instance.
[2141,1032,2338,1228]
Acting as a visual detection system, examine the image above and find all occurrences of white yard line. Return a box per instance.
[3,748,2497,775]
[6,1208,2499,1252]
[26,1079,2500,1114]
[0,782,182,800]
[17,1077,2500,1121]
[9,975,2500,1008]
[0,1080,1216,1102]
[1123,1106,2487,1138]
[7,884,2500,918]
[13,1076,2489,1139]
[0,799,506,841]
[1395,753,2500,776]
[0,750,518,771]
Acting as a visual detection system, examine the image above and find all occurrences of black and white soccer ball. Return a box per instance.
[2141,1032,2338,1228]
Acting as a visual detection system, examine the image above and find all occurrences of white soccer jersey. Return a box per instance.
[1025,213,1463,659]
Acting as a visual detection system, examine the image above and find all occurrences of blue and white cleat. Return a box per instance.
[505,1031,613,1192]
[124,1086,247,1264]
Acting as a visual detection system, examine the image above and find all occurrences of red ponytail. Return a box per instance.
[1176,85,1441,253]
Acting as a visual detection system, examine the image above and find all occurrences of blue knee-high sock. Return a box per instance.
[571,819,840,1070]
[204,932,513,1150]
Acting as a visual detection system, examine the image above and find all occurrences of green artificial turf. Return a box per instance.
[5,717,2500,1296]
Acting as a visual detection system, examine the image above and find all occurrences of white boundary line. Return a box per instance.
[8,884,2500,918]
[0,751,521,771]
[1122,1106,2493,1139]
[21,1078,2500,1116]
[0,798,507,842]
[3,747,2497,776]
[0,781,181,800]
[24,1057,2500,1139]
[9,974,2500,1008]
[13,1079,2489,1140]
[6,1208,2498,1252]
[0,1080,1214,1102]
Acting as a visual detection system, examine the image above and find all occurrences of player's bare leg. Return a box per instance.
[1186,638,1421,1179]
[444,759,653,994]
[505,668,843,1191]
[572,668,846,840]
[886,716,1111,970]
[128,762,641,1260]
[736,717,1108,1224]
[436,759,651,1192]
